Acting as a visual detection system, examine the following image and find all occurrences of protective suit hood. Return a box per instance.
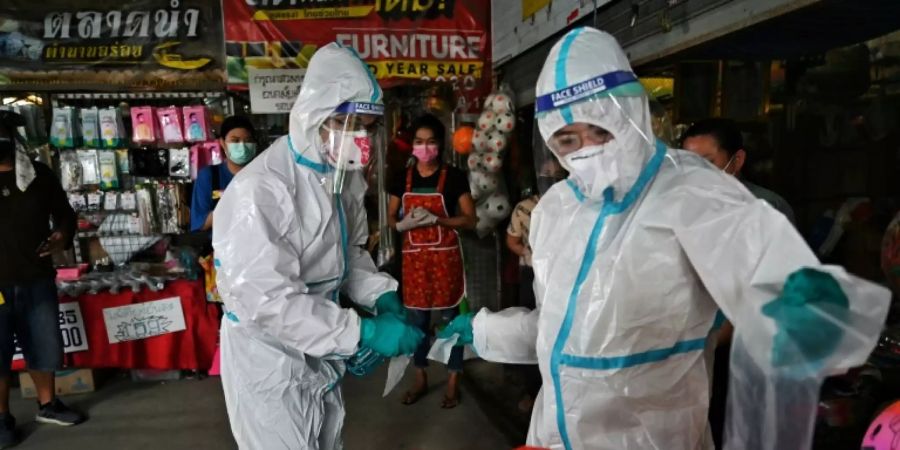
[535,27,654,201]
[288,43,383,172]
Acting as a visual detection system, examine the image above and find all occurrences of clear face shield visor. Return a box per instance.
[535,70,651,158]
[320,101,385,194]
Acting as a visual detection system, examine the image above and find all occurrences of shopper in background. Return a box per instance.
[213,43,422,450]
[0,110,85,448]
[681,118,795,224]
[387,113,476,409]
[681,117,796,449]
[190,115,258,233]
[506,190,543,413]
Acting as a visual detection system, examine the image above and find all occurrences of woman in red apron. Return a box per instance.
[387,114,476,408]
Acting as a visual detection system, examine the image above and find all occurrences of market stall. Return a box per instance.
[0,0,228,375]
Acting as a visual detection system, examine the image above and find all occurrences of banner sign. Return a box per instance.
[0,0,225,91]
[248,67,305,114]
[103,296,186,343]
[13,302,88,360]
[224,0,491,111]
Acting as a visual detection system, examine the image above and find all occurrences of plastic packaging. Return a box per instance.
[76,149,100,185]
[168,147,190,178]
[98,150,119,190]
[157,106,185,144]
[182,106,209,142]
[50,107,76,148]
[99,107,126,148]
[59,150,82,191]
[80,107,101,148]
[130,106,157,144]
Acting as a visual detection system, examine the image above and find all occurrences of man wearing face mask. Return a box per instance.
[386,114,476,408]
[212,43,424,450]
[190,115,258,233]
[681,118,795,224]
[0,110,84,448]
[438,27,890,450]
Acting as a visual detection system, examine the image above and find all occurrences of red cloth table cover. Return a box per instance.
[13,279,219,371]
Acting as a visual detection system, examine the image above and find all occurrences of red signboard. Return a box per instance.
[223,0,491,111]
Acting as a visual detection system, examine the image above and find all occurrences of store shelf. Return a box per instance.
[54,92,222,100]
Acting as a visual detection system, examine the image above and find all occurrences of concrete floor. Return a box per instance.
[6,364,511,450]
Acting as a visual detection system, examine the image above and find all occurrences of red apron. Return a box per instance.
[401,167,466,310]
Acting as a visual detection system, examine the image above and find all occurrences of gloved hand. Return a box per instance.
[437,313,474,346]
[360,314,424,357]
[396,211,427,232]
[375,291,406,321]
[346,347,384,377]
[761,268,849,368]
[412,207,439,226]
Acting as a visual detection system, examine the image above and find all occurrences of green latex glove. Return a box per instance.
[761,268,849,368]
[360,314,424,357]
[437,313,474,346]
[375,291,406,321]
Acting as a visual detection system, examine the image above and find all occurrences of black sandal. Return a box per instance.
[441,392,461,409]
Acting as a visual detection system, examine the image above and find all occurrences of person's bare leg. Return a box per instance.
[0,376,10,413]
[402,368,428,404]
[27,371,54,406]
[443,371,460,408]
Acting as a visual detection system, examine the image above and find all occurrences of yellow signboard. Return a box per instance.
[253,6,375,21]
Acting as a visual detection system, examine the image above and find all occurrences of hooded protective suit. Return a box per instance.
[466,28,891,450]
[213,44,399,450]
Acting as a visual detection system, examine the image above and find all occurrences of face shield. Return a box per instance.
[535,70,657,201]
[318,101,385,194]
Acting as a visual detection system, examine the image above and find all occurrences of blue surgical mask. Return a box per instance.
[226,142,257,165]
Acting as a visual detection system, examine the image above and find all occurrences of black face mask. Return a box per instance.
[0,139,13,162]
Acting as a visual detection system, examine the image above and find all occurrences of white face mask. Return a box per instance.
[562,143,621,200]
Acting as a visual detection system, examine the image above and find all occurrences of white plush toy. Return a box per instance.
[486,93,513,115]
[466,153,483,172]
[471,129,489,152]
[482,153,503,173]
[486,131,507,153]
[477,110,496,132]
[494,111,515,134]
[482,192,511,221]
[470,171,498,197]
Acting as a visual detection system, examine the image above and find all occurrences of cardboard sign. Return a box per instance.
[102,297,186,344]
[13,302,88,361]
[248,68,305,114]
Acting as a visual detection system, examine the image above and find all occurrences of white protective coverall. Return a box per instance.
[470,27,891,450]
[213,43,398,450]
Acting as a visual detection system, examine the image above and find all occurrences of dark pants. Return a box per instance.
[517,266,542,397]
[709,342,730,449]
[410,308,464,372]
[0,278,63,376]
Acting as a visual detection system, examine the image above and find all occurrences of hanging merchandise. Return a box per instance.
[77,149,100,185]
[204,141,223,165]
[98,150,120,190]
[158,107,185,144]
[135,185,157,235]
[59,150,82,191]
[453,125,475,155]
[168,148,191,178]
[86,192,103,212]
[183,106,209,143]
[115,149,130,175]
[130,106,157,145]
[80,108,101,148]
[466,88,517,237]
[120,191,137,211]
[99,107,127,148]
[104,192,119,211]
[156,183,181,234]
[67,193,86,212]
[50,107,77,148]
[130,148,170,178]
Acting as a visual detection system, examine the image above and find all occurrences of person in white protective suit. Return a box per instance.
[439,27,891,450]
[213,43,424,450]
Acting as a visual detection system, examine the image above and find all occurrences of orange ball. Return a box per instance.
[453,126,475,155]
